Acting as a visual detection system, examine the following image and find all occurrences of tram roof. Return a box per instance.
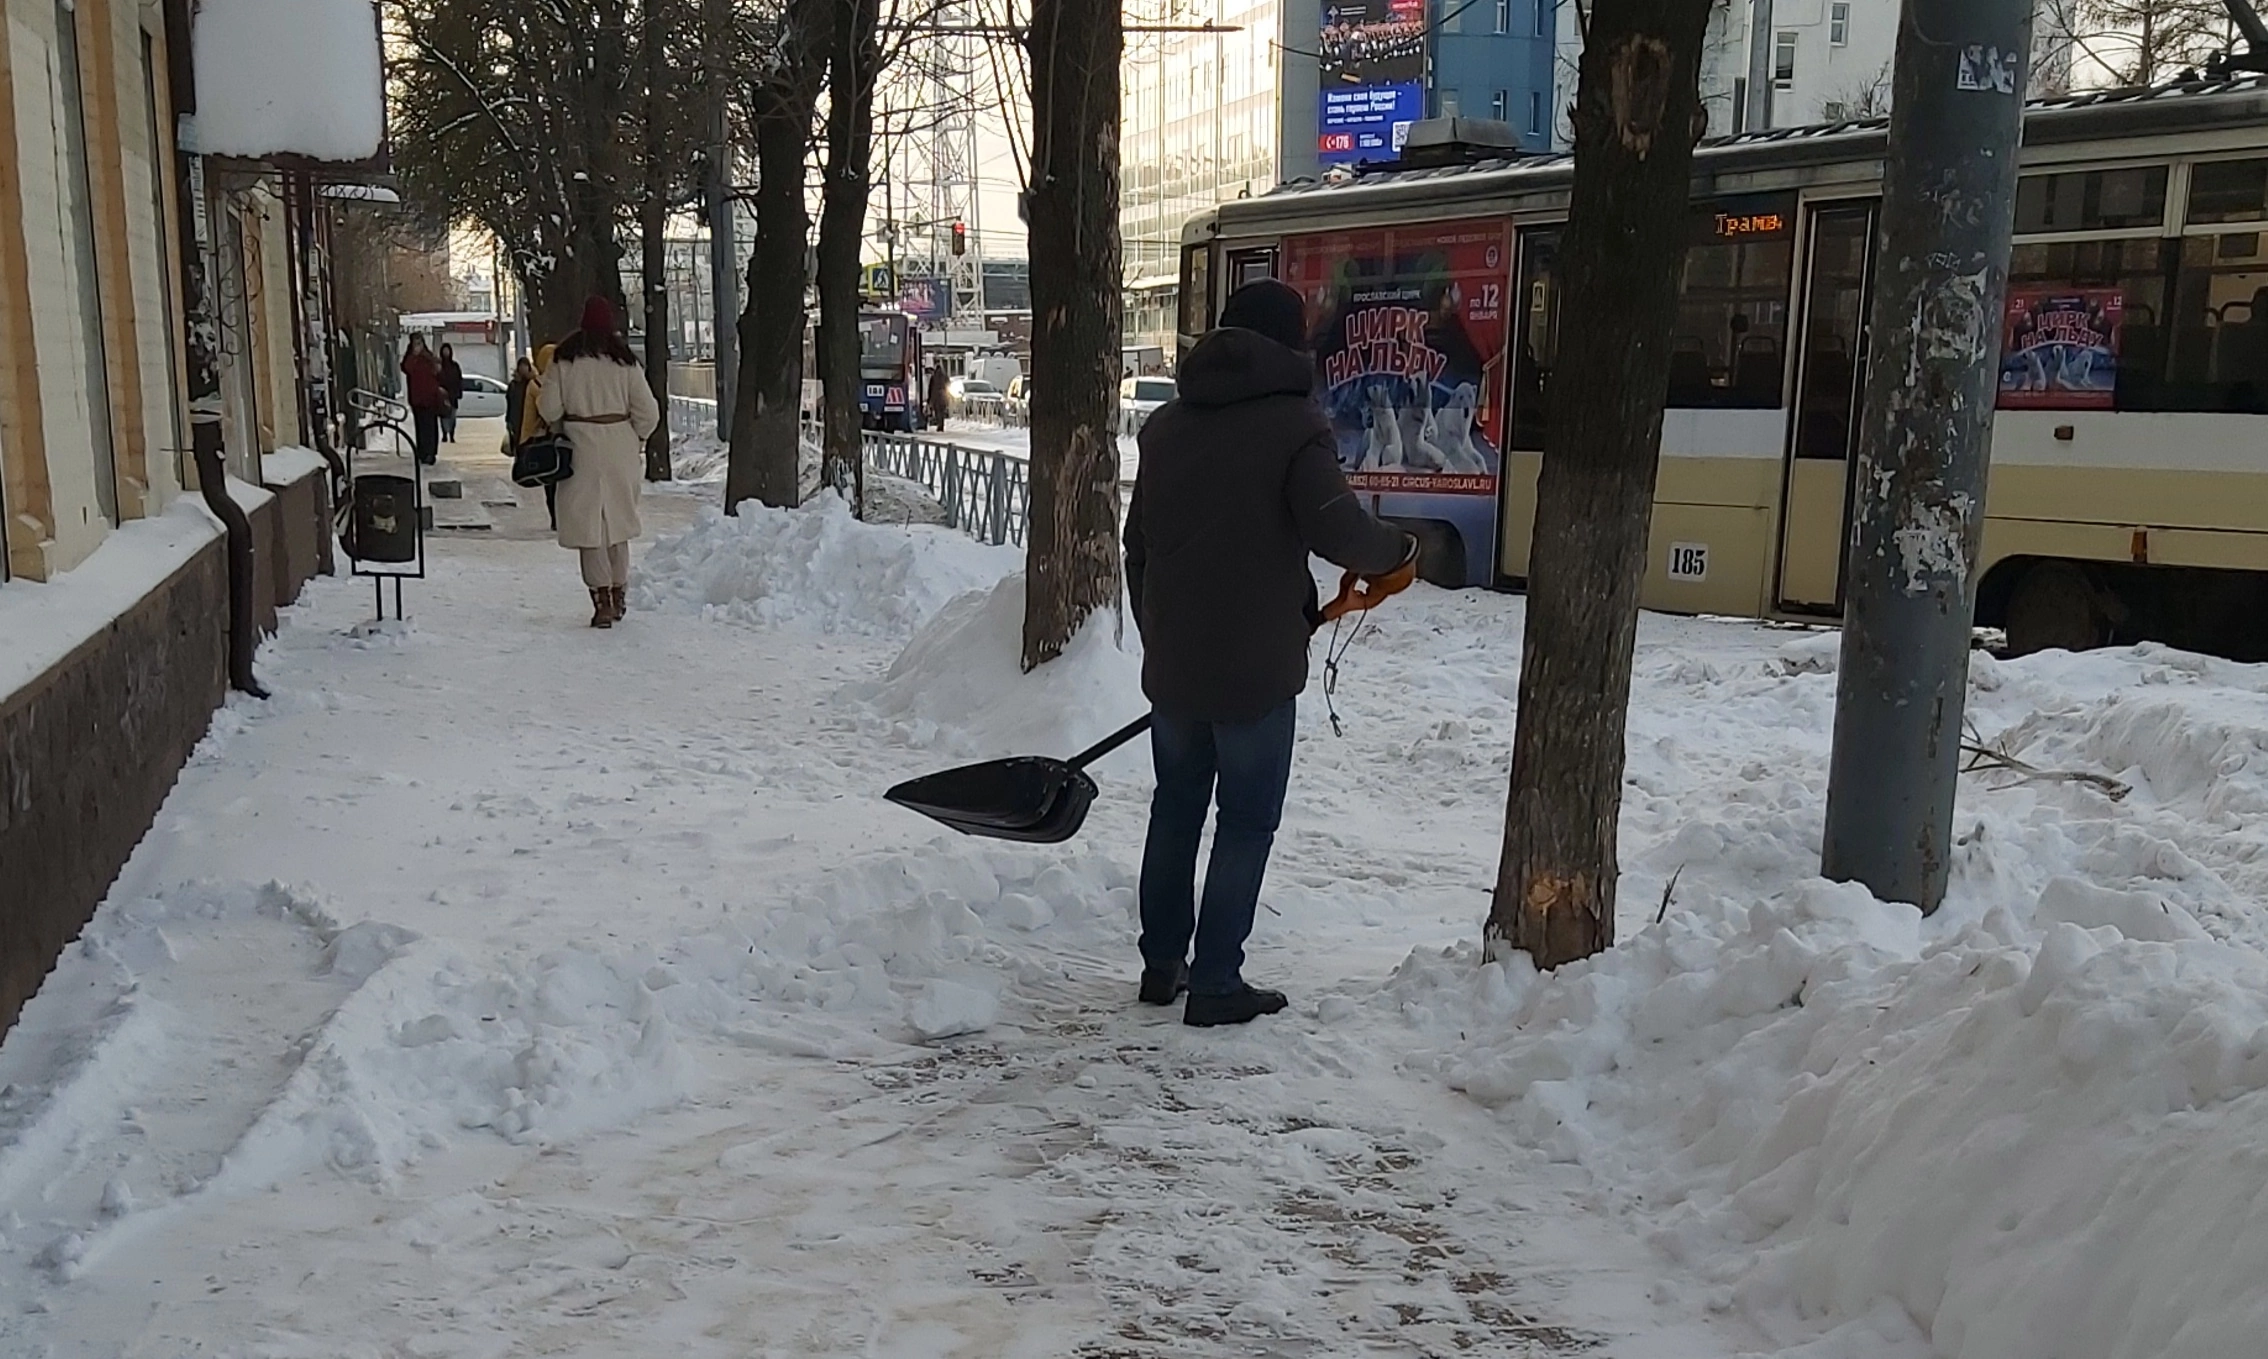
[1230,74,2268,225]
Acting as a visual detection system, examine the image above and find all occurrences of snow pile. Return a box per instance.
[633,494,1014,641]
[849,571,1146,762]
[216,933,691,1192]
[656,840,1135,1045]
[191,0,385,163]
[0,878,692,1264]
[1396,853,2268,1356]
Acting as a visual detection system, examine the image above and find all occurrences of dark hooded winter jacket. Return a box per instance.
[1124,327,1413,723]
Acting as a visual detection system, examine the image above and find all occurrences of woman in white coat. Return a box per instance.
[537,297,661,628]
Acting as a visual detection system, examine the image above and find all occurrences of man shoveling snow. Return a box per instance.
[1124,279,1419,1027]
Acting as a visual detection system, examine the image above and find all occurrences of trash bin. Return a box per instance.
[349,474,418,563]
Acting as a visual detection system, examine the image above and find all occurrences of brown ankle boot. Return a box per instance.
[590,588,614,628]
[608,585,628,622]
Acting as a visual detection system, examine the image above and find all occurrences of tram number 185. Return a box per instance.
[1667,542,1710,582]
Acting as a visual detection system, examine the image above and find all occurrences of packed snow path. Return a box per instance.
[0,517,1750,1356]
[10,460,2268,1356]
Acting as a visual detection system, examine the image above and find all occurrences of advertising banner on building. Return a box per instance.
[1999,287,2123,409]
[1318,0,1427,165]
[1283,218,1514,586]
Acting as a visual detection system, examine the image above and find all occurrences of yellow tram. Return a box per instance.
[1177,79,2268,658]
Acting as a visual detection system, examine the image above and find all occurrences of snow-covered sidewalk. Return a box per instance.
[0,505,1750,1357]
[6,496,2268,1357]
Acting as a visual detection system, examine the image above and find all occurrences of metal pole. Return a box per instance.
[705,0,737,441]
[1820,0,2031,912]
[1744,0,1775,131]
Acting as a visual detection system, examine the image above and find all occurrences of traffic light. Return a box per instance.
[950,222,967,256]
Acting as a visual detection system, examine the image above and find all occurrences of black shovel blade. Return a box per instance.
[885,756,1101,844]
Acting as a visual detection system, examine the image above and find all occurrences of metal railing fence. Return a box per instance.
[863,432,1029,547]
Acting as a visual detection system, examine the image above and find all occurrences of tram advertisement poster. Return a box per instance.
[2000,287,2123,409]
[1284,219,1512,497]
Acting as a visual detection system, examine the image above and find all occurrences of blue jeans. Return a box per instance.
[1139,701,1297,995]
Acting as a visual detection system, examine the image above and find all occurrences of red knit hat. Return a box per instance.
[580,295,619,336]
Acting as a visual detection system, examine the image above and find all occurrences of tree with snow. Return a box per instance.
[1487,0,1714,968]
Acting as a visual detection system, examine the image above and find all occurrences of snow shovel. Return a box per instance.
[884,714,1153,844]
[884,570,1392,844]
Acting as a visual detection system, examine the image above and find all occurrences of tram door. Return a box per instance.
[1776,202,1877,610]
[1497,226,1560,582]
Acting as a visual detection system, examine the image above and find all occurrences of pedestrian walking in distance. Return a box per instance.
[505,354,535,451]
[438,343,466,443]
[538,298,659,628]
[1123,278,1419,1026]
[510,352,561,532]
[400,334,444,466]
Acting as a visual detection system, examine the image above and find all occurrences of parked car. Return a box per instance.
[1120,375,1176,436]
[950,376,1006,423]
[456,371,508,420]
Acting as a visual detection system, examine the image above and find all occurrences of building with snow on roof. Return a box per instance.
[0,0,385,1036]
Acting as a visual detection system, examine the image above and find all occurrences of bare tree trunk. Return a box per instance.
[815,0,879,512]
[725,1,828,513]
[640,0,674,482]
[1486,0,1711,968]
[1022,0,1123,671]
[526,278,585,351]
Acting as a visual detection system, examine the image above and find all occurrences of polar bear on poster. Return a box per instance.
[1405,401,1449,471]
[1360,385,1404,470]
[1431,383,1491,474]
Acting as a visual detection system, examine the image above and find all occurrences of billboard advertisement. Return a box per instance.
[1999,287,2123,409]
[1284,218,1514,585]
[1318,0,1427,165]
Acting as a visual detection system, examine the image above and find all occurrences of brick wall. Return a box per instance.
[0,474,330,1036]
[262,467,328,608]
[0,537,225,1032]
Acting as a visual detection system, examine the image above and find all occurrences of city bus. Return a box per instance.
[1178,77,2268,659]
[858,308,924,431]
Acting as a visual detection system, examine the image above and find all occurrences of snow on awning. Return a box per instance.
[190,0,384,164]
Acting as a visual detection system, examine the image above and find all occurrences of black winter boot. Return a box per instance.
[1184,984,1288,1027]
[1138,961,1189,1006]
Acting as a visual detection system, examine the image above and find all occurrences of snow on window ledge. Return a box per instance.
[0,502,223,702]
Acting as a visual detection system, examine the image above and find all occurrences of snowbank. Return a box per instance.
[849,572,1146,764]
[0,500,220,699]
[0,880,691,1277]
[666,429,949,524]
[1397,814,2268,1357]
[634,495,1014,642]
[190,0,385,163]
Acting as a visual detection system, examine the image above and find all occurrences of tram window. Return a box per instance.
[1668,203,1796,408]
[2188,158,2268,225]
[2014,166,2167,234]
[1179,243,1215,335]
[2002,236,2172,411]
[2164,233,2268,412]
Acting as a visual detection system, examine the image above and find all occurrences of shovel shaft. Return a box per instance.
[1068,713,1154,770]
